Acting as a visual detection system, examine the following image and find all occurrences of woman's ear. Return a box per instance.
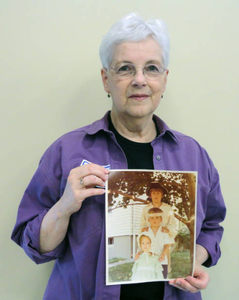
[161,69,169,94]
[101,68,110,93]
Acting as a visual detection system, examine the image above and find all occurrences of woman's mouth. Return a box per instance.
[129,94,149,100]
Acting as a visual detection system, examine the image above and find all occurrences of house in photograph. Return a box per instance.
[107,199,184,261]
[107,201,144,260]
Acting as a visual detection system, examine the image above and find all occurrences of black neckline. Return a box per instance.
[108,113,159,148]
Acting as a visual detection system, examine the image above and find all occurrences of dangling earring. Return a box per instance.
[161,95,163,98]
[107,93,111,98]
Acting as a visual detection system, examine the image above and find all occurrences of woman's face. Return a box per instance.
[101,38,168,121]
[150,188,163,207]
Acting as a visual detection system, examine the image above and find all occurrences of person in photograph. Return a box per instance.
[138,207,171,278]
[147,207,171,278]
[140,181,177,273]
[140,182,177,242]
[11,12,226,300]
[131,232,164,282]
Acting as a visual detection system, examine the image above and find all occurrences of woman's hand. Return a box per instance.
[59,163,109,216]
[39,163,109,253]
[169,262,210,293]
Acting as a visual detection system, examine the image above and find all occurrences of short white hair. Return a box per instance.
[99,13,170,69]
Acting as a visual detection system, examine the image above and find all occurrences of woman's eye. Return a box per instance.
[117,65,133,73]
[145,65,159,72]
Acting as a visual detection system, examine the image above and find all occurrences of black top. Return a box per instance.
[108,115,165,300]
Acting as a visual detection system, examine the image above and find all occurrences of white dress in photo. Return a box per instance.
[131,252,164,282]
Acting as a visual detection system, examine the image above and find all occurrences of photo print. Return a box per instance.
[105,170,197,285]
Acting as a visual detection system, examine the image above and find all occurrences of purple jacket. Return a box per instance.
[11,111,226,300]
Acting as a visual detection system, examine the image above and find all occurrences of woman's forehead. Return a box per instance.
[111,38,163,65]
[151,188,163,192]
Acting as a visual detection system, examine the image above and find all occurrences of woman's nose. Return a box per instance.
[131,69,147,87]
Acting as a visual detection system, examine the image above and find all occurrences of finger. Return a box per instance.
[185,274,210,290]
[80,177,84,186]
[170,278,200,294]
[169,280,188,292]
[80,174,106,188]
[79,186,106,200]
[73,163,109,181]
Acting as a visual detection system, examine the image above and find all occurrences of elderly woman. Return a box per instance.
[12,13,226,300]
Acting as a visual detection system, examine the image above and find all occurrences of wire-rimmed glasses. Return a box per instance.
[109,63,167,80]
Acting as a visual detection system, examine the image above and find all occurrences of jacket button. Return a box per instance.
[156,155,161,161]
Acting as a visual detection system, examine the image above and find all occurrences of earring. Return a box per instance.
[107,93,111,98]
[161,95,163,99]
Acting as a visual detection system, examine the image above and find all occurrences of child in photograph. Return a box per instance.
[131,232,164,282]
[146,207,171,278]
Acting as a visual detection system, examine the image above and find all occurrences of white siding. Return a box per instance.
[107,204,145,237]
[108,236,131,259]
[108,206,132,236]
[131,205,144,235]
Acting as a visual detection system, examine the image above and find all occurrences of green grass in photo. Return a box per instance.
[108,251,191,282]
[108,262,134,282]
[109,257,126,264]
[168,250,191,279]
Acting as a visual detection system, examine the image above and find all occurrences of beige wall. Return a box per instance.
[1,1,238,299]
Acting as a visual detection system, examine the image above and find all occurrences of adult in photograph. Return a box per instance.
[140,182,177,241]
[11,12,226,300]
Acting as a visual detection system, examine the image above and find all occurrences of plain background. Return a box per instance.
[1,1,238,299]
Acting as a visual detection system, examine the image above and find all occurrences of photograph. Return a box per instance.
[106,170,197,285]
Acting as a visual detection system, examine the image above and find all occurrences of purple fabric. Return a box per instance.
[11,111,226,300]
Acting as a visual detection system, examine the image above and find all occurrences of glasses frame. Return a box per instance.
[109,62,167,79]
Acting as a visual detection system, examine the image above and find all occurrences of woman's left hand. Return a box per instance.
[169,262,210,293]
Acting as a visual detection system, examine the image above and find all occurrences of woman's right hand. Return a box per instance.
[39,163,109,253]
[59,163,109,216]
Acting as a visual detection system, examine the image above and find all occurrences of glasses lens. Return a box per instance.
[116,64,135,76]
[144,65,164,77]
[111,64,165,79]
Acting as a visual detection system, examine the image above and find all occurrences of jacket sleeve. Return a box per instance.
[11,142,67,264]
[196,162,226,267]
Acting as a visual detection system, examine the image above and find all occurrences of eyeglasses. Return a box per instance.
[109,63,167,79]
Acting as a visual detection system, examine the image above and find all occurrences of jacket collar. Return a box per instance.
[84,111,180,144]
